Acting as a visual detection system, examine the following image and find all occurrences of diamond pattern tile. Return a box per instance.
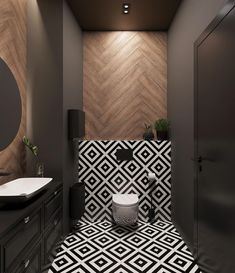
[77,140,171,222]
[49,220,202,273]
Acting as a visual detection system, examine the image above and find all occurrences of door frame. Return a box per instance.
[193,0,235,259]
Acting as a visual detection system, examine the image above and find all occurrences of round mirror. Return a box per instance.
[0,58,22,151]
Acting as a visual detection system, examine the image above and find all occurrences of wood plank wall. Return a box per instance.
[83,31,167,140]
[0,0,26,185]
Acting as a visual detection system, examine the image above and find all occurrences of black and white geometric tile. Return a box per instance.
[49,220,201,273]
[77,140,171,222]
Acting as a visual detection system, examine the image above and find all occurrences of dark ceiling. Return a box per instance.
[67,0,182,31]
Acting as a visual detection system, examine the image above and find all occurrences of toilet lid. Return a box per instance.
[113,194,138,206]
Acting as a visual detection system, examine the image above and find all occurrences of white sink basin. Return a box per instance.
[0,177,52,203]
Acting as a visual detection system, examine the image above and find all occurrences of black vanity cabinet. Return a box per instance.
[13,242,42,273]
[2,208,42,273]
[0,181,63,273]
[44,188,63,265]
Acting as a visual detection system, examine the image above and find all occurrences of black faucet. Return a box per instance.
[0,168,11,176]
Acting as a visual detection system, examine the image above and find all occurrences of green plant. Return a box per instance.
[154,119,170,132]
[22,136,38,157]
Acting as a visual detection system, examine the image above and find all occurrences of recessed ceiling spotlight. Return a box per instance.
[123,3,130,14]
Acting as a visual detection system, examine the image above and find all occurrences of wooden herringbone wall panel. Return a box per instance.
[83,31,167,140]
[0,0,26,185]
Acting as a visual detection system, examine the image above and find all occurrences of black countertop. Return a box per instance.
[0,179,62,238]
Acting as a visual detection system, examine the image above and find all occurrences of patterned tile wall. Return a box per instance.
[77,141,171,222]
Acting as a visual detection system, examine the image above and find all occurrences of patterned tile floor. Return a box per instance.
[49,220,201,273]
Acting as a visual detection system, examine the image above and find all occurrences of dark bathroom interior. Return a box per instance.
[0,0,234,272]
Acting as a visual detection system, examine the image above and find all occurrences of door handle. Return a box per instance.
[191,156,213,172]
[191,156,214,163]
[24,216,30,224]
[24,259,30,268]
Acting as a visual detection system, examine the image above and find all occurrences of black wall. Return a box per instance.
[63,0,83,233]
[27,0,63,180]
[27,0,83,234]
[168,0,227,250]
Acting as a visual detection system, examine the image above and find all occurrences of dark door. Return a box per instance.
[195,2,235,273]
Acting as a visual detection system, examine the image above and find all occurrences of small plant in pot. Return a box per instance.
[154,119,170,141]
[23,136,44,177]
[143,123,154,140]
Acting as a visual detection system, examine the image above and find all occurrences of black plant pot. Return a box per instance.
[156,130,168,141]
[143,131,154,141]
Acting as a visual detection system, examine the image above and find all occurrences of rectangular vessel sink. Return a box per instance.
[0,177,52,203]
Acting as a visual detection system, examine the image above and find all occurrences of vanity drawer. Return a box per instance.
[44,187,62,227]
[44,210,63,264]
[13,243,42,273]
[3,209,41,271]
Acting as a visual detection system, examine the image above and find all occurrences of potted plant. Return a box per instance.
[154,119,170,141]
[143,123,154,140]
[23,136,44,177]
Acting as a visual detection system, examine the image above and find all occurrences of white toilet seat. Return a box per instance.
[113,194,138,207]
[112,194,139,225]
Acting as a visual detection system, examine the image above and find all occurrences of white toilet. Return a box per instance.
[112,194,139,226]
